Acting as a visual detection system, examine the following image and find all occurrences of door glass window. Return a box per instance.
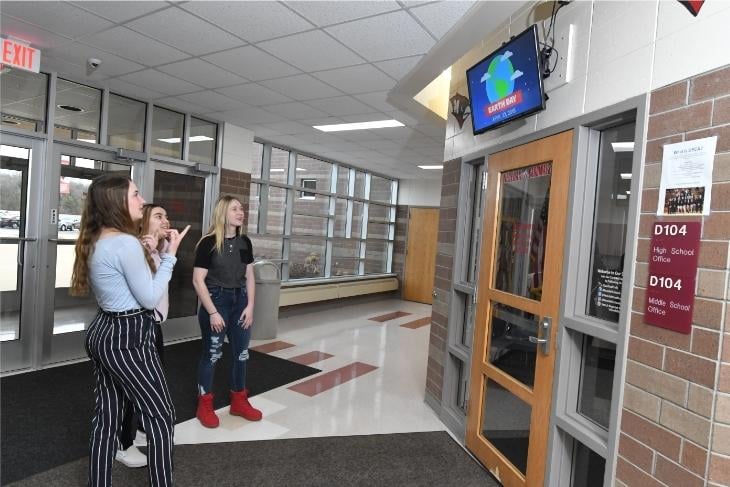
[54,79,101,143]
[1,68,48,132]
[0,145,30,342]
[482,377,532,475]
[570,439,606,486]
[108,93,146,152]
[152,106,184,159]
[586,122,635,323]
[488,302,538,388]
[494,162,551,301]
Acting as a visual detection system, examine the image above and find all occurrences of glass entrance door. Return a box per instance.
[465,131,573,487]
[43,144,133,365]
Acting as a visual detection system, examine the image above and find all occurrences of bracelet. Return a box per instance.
[209,311,218,316]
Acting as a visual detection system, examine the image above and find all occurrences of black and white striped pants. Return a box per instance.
[85,309,175,486]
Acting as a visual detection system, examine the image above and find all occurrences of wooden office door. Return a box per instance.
[402,208,439,304]
[465,131,573,487]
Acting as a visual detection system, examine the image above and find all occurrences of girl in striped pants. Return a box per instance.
[71,175,189,486]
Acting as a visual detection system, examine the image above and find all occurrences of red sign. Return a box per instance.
[1,37,40,73]
[644,222,701,334]
[484,90,523,117]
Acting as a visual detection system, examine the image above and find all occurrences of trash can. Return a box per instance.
[251,260,281,340]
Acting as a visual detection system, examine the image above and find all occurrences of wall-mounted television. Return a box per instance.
[466,24,545,135]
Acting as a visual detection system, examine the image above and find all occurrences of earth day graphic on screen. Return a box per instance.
[467,25,544,134]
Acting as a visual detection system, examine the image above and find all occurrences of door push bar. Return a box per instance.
[529,316,551,355]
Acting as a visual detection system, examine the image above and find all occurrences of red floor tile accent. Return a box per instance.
[288,362,378,397]
[368,311,412,322]
[288,351,334,366]
[400,317,431,329]
[250,341,295,354]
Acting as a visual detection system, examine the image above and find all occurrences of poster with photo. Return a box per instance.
[657,136,717,216]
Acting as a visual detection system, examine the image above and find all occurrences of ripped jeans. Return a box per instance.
[197,286,251,395]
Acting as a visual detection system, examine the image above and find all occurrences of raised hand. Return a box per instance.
[167,225,191,256]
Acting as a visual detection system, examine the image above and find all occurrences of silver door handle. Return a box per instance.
[529,316,551,355]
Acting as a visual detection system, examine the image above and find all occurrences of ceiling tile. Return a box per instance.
[258,121,314,136]
[305,96,379,117]
[285,1,402,27]
[353,92,397,112]
[338,113,389,123]
[409,1,476,39]
[47,42,145,78]
[260,74,343,100]
[157,59,247,89]
[80,26,189,66]
[216,83,293,106]
[299,116,345,127]
[118,69,200,95]
[258,30,363,72]
[263,102,328,120]
[1,2,113,39]
[180,1,313,43]
[126,7,244,56]
[213,106,285,125]
[155,96,210,116]
[375,55,423,81]
[70,1,170,23]
[178,91,248,113]
[103,78,165,101]
[326,11,435,62]
[203,46,300,81]
[413,123,446,138]
[312,64,395,94]
[1,16,73,50]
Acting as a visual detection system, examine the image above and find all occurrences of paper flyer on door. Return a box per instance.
[657,136,716,216]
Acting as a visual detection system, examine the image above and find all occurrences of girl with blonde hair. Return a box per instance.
[192,195,260,428]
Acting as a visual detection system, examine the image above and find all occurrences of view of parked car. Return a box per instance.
[58,215,80,231]
[0,213,20,229]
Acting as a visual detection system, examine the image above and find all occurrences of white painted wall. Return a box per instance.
[446,0,730,160]
[221,122,255,173]
[398,178,442,206]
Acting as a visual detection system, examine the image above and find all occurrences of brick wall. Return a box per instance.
[425,158,461,403]
[220,168,252,227]
[393,204,408,291]
[617,65,730,487]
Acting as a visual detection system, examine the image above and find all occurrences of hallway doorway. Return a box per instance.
[465,131,573,486]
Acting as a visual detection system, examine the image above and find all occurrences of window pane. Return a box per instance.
[571,440,605,487]
[337,167,350,195]
[577,335,616,429]
[107,93,145,152]
[455,358,469,413]
[269,147,289,184]
[494,162,551,301]
[354,170,366,198]
[292,214,327,237]
[334,199,348,237]
[367,222,390,239]
[266,185,287,234]
[250,235,283,260]
[332,239,360,277]
[152,106,184,159]
[188,117,217,165]
[1,68,47,132]
[370,175,392,203]
[368,203,391,221]
[461,293,475,348]
[482,378,531,475]
[251,142,263,179]
[289,239,325,279]
[54,79,101,143]
[586,121,635,323]
[297,155,332,193]
[295,188,329,215]
[248,182,261,234]
[352,201,364,238]
[364,240,387,274]
[488,302,538,388]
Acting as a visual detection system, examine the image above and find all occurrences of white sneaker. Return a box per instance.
[115,445,147,468]
[133,430,147,448]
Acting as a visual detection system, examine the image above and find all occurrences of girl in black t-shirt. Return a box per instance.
[192,196,261,428]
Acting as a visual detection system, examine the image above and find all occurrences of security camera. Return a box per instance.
[87,58,102,70]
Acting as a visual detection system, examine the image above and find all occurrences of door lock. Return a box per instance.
[529,316,551,355]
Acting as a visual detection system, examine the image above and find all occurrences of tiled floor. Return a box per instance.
[174,298,445,445]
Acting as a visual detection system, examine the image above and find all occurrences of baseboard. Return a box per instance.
[279,277,399,306]
[278,291,400,318]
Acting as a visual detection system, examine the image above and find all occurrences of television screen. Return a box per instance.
[466,25,545,134]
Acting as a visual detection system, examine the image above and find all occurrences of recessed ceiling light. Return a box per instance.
[418,165,443,170]
[157,135,214,143]
[611,142,634,152]
[313,119,404,132]
[57,104,84,112]
[620,173,632,180]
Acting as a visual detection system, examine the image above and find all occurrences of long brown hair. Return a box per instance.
[196,195,243,254]
[70,175,152,295]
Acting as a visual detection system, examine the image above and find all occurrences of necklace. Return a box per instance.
[226,237,235,254]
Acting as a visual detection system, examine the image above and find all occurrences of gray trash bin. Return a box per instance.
[252,260,281,340]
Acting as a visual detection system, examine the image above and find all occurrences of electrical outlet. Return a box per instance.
[543,23,575,92]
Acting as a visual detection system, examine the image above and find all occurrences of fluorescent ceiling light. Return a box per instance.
[418,165,444,170]
[611,142,634,152]
[270,168,285,172]
[620,173,632,180]
[157,135,214,143]
[296,167,306,171]
[313,119,404,132]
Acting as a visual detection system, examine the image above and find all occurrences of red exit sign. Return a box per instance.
[1,37,40,73]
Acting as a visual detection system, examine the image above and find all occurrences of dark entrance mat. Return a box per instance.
[1,339,319,485]
[7,431,500,487]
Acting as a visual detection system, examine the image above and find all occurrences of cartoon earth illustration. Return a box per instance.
[480,51,523,103]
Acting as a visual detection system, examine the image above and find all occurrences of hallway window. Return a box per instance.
[577,335,615,429]
[1,68,48,132]
[107,93,146,152]
[188,117,217,165]
[54,79,101,143]
[151,106,184,159]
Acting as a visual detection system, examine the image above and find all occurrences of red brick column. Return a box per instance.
[220,168,252,227]
[393,205,408,291]
[617,65,730,487]
[426,158,461,402]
